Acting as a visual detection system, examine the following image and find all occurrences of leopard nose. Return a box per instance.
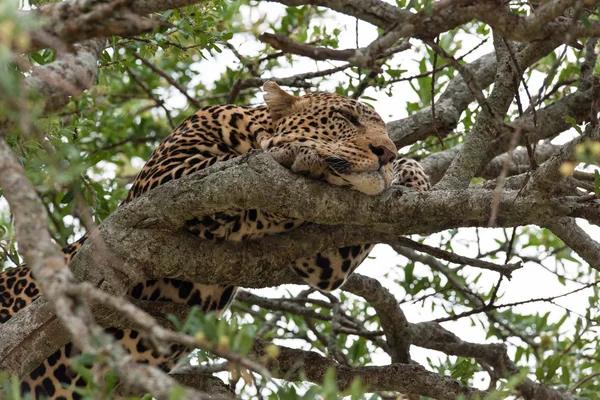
[369,144,397,165]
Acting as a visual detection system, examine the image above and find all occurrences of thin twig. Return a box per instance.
[395,237,522,277]
[132,52,201,109]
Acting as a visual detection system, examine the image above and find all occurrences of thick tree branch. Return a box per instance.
[434,34,524,190]
[21,38,105,114]
[341,275,411,364]
[545,217,600,269]
[1,152,598,379]
[0,137,236,400]
[20,0,196,53]
[265,0,598,46]
[250,338,486,400]
[387,52,497,148]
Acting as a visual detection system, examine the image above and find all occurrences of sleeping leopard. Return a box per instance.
[0,82,430,399]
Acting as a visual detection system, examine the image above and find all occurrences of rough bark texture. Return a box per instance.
[1,152,598,381]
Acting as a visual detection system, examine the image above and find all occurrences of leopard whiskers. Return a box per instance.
[323,156,352,173]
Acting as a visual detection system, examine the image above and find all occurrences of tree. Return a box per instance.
[1,0,600,398]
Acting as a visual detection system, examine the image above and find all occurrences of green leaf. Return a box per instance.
[169,385,187,400]
[562,116,583,135]
[580,13,591,29]
[543,354,562,382]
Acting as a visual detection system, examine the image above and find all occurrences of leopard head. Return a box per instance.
[261,82,397,195]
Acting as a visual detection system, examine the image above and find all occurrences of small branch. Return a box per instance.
[92,135,162,154]
[545,217,600,269]
[342,275,411,364]
[433,279,600,323]
[133,52,202,109]
[126,66,176,129]
[250,339,487,400]
[394,246,540,349]
[426,39,499,122]
[258,33,411,71]
[71,283,272,378]
[227,65,346,103]
[526,124,600,194]
[259,32,360,62]
[394,237,522,278]
[570,371,600,394]
[322,294,351,366]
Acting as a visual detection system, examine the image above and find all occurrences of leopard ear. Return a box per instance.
[263,82,299,123]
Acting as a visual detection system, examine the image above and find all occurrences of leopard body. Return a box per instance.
[0,83,429,399]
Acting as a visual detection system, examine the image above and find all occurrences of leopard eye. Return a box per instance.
[335,110,361,127]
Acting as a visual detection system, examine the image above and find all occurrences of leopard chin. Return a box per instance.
[326,167,393,196]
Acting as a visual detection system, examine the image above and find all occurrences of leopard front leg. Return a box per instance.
[289,244,375,291]
[287,158,430,291]
[392,158,430,191]
[267,144,329,179]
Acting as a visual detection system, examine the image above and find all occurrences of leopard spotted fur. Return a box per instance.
[0,83,430,399]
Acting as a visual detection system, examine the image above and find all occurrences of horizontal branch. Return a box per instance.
[421,142,559,186]
[259,33,359,62]
[258,33,411,70]
[266,0,600,45]
[20,0,201,53]
[394,237,522,277]
[250,338,486,400]
[545,217,600,269]
[23,38,105,114]
[1,151,598,378]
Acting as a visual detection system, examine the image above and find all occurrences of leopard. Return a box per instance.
[0,82,430,399]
